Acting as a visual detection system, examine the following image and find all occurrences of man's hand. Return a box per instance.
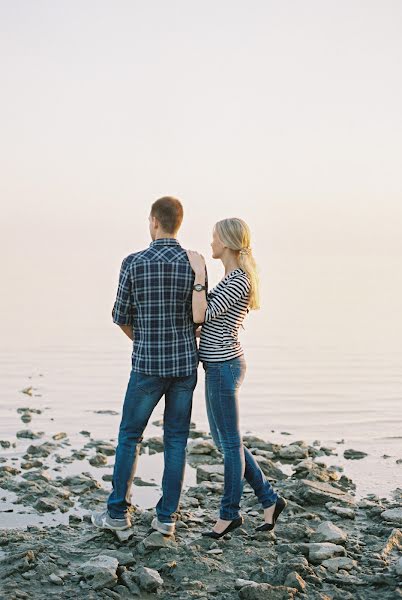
[118,324,134,341]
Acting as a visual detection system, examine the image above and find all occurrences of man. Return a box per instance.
[91,197,205,535]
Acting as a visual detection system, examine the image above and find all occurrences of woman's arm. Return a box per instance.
[186,250,208,324]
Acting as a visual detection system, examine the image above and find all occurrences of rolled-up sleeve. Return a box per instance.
[204,274,250,322]
[112,257,134,325]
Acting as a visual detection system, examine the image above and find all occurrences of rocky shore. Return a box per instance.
[1,402,401,599]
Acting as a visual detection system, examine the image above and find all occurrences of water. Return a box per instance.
[1,338,401,507]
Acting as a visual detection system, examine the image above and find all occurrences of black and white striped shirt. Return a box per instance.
[199,268,251,362]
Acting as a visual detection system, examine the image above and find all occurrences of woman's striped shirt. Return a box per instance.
[198,268,251,362]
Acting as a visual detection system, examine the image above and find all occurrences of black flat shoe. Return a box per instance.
[202,516,244,539]
[255,496,287,532]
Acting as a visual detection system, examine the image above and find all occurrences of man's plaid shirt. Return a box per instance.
[112,238,200,377]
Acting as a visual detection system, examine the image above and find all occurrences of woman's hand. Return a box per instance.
[186,250,206,276]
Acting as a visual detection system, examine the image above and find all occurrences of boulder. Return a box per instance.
[307,542,346,563]
[310,521,348,544]
[78,555,118,590]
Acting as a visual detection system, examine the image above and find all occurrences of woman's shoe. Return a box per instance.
[202,516,244,539]
[255,496,287,532]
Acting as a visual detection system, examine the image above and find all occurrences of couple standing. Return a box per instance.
[91,196,286,538]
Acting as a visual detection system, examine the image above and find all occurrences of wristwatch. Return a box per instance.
[193,283,206,292]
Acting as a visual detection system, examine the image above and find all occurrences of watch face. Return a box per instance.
[194,284,204,291]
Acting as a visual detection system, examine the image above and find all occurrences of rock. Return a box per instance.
[325,502,356,519]
[381,528,402,558]
[25,442,56,458]
[310,521,348,544]
[143,436,164,452]
[380,507,402,525]
[89,453,108,467]
[321,557,357,573]
[283,571,306,592]
[115,528,136,543]
[33,498,59,513]
[16,430,42,439]
[94,410,119,415]
[239,582,297,599]
[196,463,224,482]
[235,579,256,589]
[0,465,21,476]
[95,443,115,456]
[395,557,402,576]
[343,449,368,460]
[78,555,118,590]
[140,531,177,552]
[133,477,156,486]
[63,473,100,494]
[49,573,64,585]
[21,460,43,470]
[243,436,280,453]
[21,387,33,396]
[297,479,355,506]
[307,542,346,563]
[275,522,314,542]
[187,439,216,455]
[255,456,288,480]
[279,444,309,460]
[119,571,141,595]
[134,566,164,592]
[0,440,11,449]
[52,432,67,441]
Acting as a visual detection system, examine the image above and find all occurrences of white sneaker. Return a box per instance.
[91,509,132,531]
[151,516,175,536]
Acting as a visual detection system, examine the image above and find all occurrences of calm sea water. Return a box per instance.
[1,338,401,504]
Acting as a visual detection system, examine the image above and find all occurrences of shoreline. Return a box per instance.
[1,414,402,599]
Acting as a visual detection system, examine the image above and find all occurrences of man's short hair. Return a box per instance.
[151,197,184,234]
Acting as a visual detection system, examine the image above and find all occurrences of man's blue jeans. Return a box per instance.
[107,368,197,522]
[203,355,278,520]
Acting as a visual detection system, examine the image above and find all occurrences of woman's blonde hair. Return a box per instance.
[214,218,260,310]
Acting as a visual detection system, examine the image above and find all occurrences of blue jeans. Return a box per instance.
[107,368,197,522]
[203,355,278,520]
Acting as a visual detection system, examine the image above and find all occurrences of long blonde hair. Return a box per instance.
[215,218,260,310]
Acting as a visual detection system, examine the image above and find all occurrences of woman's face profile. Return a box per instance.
[211,227,225,259]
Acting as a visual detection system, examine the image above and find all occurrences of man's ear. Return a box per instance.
[152,216,159,230]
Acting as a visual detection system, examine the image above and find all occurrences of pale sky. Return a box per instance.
[1,1,401,348]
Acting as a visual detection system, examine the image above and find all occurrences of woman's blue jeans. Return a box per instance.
[203,355,278,520]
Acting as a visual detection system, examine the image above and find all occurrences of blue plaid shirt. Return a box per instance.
[112,238,200,376]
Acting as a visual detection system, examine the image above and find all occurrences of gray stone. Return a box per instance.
[52,432,68,441]
[187,439,216,455]
[89,453,108,467]
[140,531,177,551]
[307,542,346,563]
[16,430,42,439]
[49,573,64,585]
[134,566,164,591]
[196,463,225,482]
[325,502,356,519]
[78,555,118,590]
[321,557,357,573]
[283,571,306,592]
[279,444,309,460]
[395,557,402,576]
[310,521,348,544]
[239,582,297,599]
[343,448,368,460]
[380,507,402,524]
[297,479,355,506]
[34,498,59,513]
[255,456,288,480]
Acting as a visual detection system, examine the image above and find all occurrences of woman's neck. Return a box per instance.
[222,255,240,277]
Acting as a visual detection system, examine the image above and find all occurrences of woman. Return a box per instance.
[187,218,286,539]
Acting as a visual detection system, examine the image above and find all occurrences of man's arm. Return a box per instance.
[118,324,134,341]
[112,257,135,337]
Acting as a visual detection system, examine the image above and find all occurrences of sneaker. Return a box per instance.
[151,516,175,536]
[91,509,131,531]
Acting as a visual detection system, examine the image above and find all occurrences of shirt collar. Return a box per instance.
[150,238,181,247]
